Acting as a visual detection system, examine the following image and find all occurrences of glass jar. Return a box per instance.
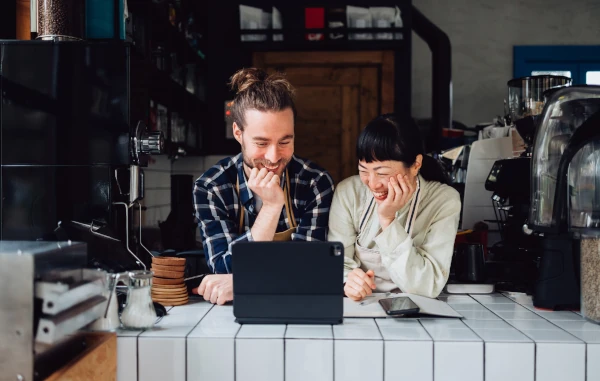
[581,236,600,323]
[37,0,86,41]
[507,75,571,122]
[569,135,600,323]
[89,272,122,331]
[120,270,157,330]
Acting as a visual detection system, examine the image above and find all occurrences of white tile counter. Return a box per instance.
[117,293,599,381]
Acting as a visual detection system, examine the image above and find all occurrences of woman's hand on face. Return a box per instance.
[344,268,376,301]
[377,174,415,229]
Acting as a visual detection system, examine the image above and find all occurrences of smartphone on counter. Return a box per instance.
[378,296,420,316]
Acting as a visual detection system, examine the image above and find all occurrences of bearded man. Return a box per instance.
[192,68,335,305]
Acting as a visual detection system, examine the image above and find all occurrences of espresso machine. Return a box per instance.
[527,85,600,310]
[484,155,538,292]
[0,40,163,271]
[482,76,571,292]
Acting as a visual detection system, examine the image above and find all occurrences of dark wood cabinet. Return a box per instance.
[255,51,395,183]
[200,1,412,155]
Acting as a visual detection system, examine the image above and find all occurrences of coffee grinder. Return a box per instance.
[527,85,600,310]
[482,76,571,292]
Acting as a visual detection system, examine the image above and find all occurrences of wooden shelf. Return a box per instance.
[239,27,408,52]
[145,61,206,115]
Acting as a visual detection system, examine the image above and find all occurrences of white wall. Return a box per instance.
[143,155,229,228]
[171,155,230,180]
[411,0,600,127]
[143,155,172,228]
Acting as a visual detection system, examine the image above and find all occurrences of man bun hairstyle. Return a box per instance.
[229,68,296,131]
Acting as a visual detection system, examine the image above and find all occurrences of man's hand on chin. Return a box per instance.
[192,274,233,305]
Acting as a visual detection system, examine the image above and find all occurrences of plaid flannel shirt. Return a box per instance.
[194,153,335,273]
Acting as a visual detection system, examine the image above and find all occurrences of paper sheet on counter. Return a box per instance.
[343,293,462,318]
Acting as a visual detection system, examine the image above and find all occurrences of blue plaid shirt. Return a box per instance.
[194,153,335,273]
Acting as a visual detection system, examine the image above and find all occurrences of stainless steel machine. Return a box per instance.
[527,85,600,309]
[0,241,110,381]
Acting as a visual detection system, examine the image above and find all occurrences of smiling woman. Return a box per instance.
[328,114,461,299]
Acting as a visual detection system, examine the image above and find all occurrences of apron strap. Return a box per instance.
[358,176,421,235]
[236,177,244,235]
[284,171,297,228]
[404,177,421,236]
[359,197,375,231]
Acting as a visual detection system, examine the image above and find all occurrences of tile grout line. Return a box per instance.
[283,324,288,381]
[470,293,588,381]
[585,342,588,381]
[373,318,385,380]
[331,324,335,381]
[419,305,484,380]
[231,308,242,381]
[503,294,590,380]
[536,338,537,380]
[493,293,585,342]
[440,294,488,341]
[136,333,140,381]
[469,294,556,340]
[183,304,215,381]
[416,319,435,381]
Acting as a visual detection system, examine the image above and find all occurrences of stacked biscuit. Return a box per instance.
[151,257,188,306]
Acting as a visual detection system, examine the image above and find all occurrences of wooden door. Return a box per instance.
[254,51,394,184]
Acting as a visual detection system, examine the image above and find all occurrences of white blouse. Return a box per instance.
[327,174,461,298]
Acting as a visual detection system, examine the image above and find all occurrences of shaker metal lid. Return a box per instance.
[128,270,153,287]
[128,270,153,279]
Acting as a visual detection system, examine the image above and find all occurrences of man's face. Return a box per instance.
[233,108,295,178]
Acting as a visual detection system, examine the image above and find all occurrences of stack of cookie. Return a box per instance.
[151,256,188,306]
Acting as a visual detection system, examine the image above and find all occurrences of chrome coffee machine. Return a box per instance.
[0,40,163,271]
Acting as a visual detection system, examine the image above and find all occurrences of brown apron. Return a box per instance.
[355,178,421,292]
[236,169,297,241]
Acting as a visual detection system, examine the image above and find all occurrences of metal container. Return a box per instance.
[37,0,86,41]
[0,241,91,381]
[507,75,572,122]
[529,86,600,229]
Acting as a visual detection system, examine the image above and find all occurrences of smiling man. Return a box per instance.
[192,68,335,305]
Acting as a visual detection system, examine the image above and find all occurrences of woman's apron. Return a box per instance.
[236,169,297,241]
[355,178,421,292]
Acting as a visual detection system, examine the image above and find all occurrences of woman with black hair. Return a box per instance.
[328,114,461,300]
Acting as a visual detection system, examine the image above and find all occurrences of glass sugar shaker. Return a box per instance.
[120,270,157,330]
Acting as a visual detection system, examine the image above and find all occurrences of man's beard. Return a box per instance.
[241,149,289,177]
